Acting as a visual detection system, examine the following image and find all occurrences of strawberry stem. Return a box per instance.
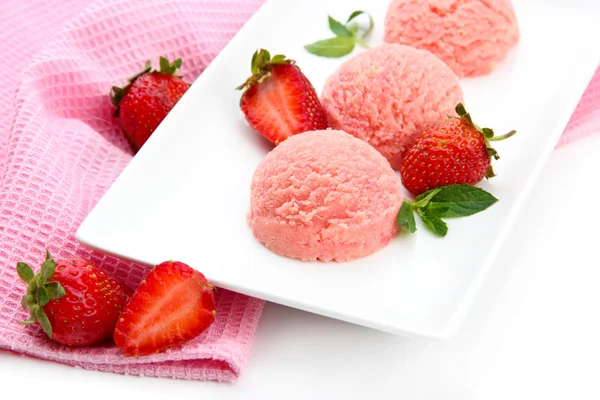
[356,39,370,48]
[488,130,517,141]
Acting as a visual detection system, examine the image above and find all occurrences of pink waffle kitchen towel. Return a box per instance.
[0,0,266,382]
[0,0,599,383]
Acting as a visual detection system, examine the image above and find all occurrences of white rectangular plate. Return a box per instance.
[76,0,600,339]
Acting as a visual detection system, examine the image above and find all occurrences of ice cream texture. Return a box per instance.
[384,0,520,77]
[321,43,463,170]
[249,129,403,262]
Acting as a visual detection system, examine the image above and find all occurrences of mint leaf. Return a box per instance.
[16,262,34,283]
[413,187,441,208]
[347,10,374,39]
[347,22,359,35]
[347,11,364,21]
[304,37,355,58]
[397,202,416,233]
[423,205,449,218]
[306,11,374,58]
[328,16,352,37]
[427,184,498,218]
[419,212,448,237]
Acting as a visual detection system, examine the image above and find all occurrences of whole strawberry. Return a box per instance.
[111,57,189,153]
[400,103,516,196]
[113,260,216,357]
[17,251,132,346]
[237,49,327,145]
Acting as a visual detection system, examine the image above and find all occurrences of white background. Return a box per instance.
[2,131,600,398]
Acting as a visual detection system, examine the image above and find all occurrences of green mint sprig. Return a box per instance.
[397,184,498,237]
[304,11,374,58]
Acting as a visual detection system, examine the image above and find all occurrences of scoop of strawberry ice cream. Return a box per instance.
[321,43,463,170]
[249,129,403,262]
[384,0,519,77]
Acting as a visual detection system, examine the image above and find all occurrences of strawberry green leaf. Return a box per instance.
[251,50,260,75]
[304,37,355,58]
[426,184,498,218]
[46,281,66,300]
[39,251,56,285]
[397,202,416,233]
[418,212,448,237]
[482,128,494,138]
[270,54,287,64]
[262,49,271,62]
[36,308,52,338]
[329,16,352,37]
[21,294,34,310]
[455,103,475,128]
[109,87,126,107]
[251,48,271,74]
[159,56,171,74]
[16,262,34,284]
[156,56,183,75]
[486,147,499,160]
[37,286,49,307]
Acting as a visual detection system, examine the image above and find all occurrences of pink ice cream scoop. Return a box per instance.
[321,43,463,170]
[249,129,403,262]
[384,0,520,77]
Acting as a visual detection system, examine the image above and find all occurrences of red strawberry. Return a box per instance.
[237,49,327,145]
[111,57,190,153]
[17,251,132,346]
[400,103,516,196]
[113,261,216,357]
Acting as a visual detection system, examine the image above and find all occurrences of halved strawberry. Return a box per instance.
[237,49,327,145]
[113,261,216,356]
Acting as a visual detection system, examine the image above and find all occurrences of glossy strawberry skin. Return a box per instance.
[240,63,327,145]
[113,261,216,357]
[400,118,490,196]
[44,258,132,346]
[118,73,189,152]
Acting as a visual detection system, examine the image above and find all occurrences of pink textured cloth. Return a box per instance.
[0,0,265,382]
[0,0,598,383]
